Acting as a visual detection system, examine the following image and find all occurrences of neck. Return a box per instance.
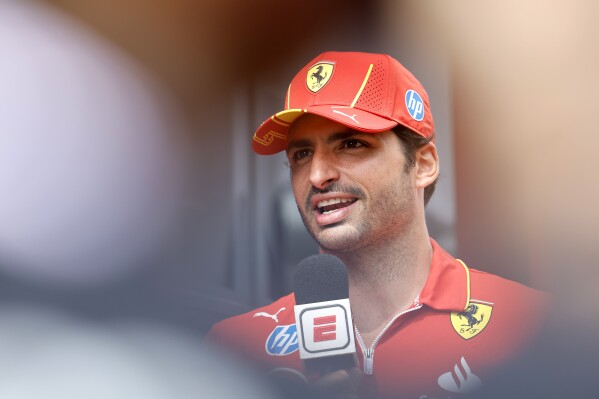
[322,225,433,347]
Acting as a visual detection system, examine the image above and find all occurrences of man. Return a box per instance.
[206,52,547,398]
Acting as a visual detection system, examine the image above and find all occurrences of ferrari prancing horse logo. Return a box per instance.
[306,62,334,93]
[450,301,493,340]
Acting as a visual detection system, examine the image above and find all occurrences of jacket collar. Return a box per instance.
[418,239,470,312]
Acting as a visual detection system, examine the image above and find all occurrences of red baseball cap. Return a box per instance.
[252,51,435,155]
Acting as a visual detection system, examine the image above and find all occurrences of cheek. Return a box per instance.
[369,155,408,182]
[290,173,308,206]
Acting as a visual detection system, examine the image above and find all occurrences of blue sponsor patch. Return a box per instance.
[265,324,298,356]
[405,89,425,121]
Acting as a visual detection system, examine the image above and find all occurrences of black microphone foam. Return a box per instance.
[293,254,349,305]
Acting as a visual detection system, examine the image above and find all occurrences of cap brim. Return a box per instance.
[252,106,398,155]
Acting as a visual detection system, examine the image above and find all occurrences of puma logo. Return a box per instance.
[254,307,286,323]
[332,109,359,124]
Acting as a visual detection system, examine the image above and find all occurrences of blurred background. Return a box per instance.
[0,0,598,396]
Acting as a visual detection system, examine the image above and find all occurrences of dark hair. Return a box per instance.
[392,126,437,206]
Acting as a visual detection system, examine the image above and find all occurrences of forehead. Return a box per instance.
[287,114,351,140]
[286,115,370,152]
[285,114,399,153]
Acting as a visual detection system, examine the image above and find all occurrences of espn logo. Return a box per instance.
[313,315,336,342]
[294,299,356,359]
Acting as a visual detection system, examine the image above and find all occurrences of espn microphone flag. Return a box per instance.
[294,298,355,358]
[293,254,356,372]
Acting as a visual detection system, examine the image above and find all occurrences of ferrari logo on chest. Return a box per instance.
[451,301,493,340]
[306,62,334,93]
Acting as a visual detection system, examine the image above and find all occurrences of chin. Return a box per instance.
[312,227,365,253]
[300,215,367,252]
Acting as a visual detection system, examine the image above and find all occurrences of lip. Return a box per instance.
[310,193,358,227]
[310,193,357,210]
[314,201,357,226]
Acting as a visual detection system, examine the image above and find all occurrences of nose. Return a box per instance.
[309,150,340,190]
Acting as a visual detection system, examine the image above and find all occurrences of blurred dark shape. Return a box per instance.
[0,304,277,398]
[47,0,377,106]
[482,306,599,398]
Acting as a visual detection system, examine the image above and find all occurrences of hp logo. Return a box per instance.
[405,89,425,121]
[265,324,298,356]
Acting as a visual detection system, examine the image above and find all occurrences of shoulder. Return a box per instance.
[204,293,298,358]
[466,267,550,346]
[206,293,296,336]
[468,267,549,307]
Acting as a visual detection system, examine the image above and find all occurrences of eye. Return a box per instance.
[343,139,365,149]
[292,148,312,161]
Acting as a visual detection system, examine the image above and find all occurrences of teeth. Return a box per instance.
[317,198,353,208]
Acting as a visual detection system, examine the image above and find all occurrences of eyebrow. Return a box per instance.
[287,130,373,150]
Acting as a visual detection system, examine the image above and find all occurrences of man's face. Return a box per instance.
[285,114,418,252]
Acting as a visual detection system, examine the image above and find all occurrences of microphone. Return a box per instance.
[293,254,357,375]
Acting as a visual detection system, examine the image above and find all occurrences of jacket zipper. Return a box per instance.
[354,304,423,375]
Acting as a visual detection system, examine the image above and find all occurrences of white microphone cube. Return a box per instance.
[294,299,356,359]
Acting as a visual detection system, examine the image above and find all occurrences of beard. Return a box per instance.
[297,176,415,253]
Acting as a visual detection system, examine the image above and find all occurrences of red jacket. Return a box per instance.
[206,240,548,398]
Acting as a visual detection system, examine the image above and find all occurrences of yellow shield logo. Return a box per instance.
[450,301,493,340]
[306,62,334,93]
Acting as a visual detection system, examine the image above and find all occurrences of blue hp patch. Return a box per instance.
[265,324,298,356]
[405,89,425,121]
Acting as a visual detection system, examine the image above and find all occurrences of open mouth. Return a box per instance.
[316,198,358,214]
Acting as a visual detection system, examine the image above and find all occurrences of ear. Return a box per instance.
[414,142,439,189]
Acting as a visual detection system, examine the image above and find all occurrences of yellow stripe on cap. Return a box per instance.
[350,64,374,108]
[272,109,305,126]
